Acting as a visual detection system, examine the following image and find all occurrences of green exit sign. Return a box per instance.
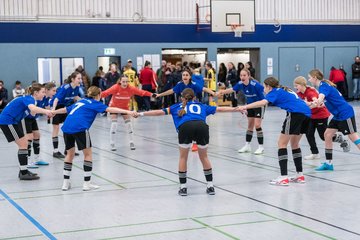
[104,48,115,55]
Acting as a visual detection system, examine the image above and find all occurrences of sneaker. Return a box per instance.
[35,160,49,166]
[130,142,136,150]
[191,143,198,152]
[178,187,187,196]
[110,144,116,151]
[53,151,65,158]
[289,175,306,183]
[340,140,350,152]
[269,176,289,186]
[27,162,39,169]
[83,182,100,191]
[238,144,251,153]
[315,162,334,171]
[62,180,71,191]
[304,154,320,160]
[18,171,40,180]
[206,186,215,195]
[254,146,264,155]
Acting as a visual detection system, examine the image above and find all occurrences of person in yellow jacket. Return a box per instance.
[123,65,140,111]
[204,62,217,106]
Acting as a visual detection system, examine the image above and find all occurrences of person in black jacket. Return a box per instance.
[0,80,8,111]
[352,56,360,100]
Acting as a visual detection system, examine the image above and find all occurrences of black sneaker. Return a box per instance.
[53,151,65,158]
[178,187,187,196]
[206,187,215,195]
[18,171,40,180]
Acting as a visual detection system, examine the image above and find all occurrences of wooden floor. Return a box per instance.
[1,103,360,240]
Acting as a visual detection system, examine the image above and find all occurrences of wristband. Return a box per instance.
[140,112,144,116]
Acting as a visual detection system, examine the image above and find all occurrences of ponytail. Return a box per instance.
[309,69,337,87]
[178,88,195,117]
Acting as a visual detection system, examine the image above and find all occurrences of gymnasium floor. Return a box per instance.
[1,103,360,240]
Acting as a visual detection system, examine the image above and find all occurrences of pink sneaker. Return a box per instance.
[269,176,289,186]
[289,175,305,183]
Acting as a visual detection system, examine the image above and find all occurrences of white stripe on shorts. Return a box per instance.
[9,124,19,141]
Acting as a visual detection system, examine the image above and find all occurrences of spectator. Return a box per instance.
[245,61,255,79]
[12,80,25,98]
[339,65,349,100]
[0,80,9,110]
[352,56,360,100]
[329,66,346,97]
[139,61,157,110]
[237,62,245,80]
[121,59,138,77]
[104,62,121,106]
[218,63,227,87]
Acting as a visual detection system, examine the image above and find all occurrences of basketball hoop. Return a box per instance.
[230,24,244,38]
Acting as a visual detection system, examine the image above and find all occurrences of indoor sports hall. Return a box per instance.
[0,0,360,239]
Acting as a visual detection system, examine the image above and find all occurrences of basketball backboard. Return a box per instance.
[211,0,255,33]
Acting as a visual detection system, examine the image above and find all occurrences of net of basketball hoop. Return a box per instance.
[230,24,244,38]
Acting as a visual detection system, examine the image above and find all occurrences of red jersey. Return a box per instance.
[297,87,330,119]
[101,84,152,110]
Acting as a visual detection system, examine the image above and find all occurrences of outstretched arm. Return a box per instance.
[216,106,245,113]
[28,104,54,118]
[141,109,166,116]
[157,89,174,98]
[202,87,216,96]
[239,99,268,111]
[106,107,139,117]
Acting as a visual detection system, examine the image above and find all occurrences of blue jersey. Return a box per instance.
[26,96,51,120]
[61,98,108,134]
[172,81,203,95]
[319,81,354,120]
[233,80,265,104]
[265,88,311,117]
[0,95,35,124]
[165,101,216,131]
[191,74,205,88]
[53,84,80,106]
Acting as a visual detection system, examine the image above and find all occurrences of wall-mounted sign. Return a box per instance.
[104,48,116,55]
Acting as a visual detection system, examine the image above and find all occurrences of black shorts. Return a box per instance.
[247,107,265,119]
[328,116,357,135]
[178,120,209,147]
[52,105,67,125]
[281,112,309,135]
[23,118,39,134]
[63,131,92,151]
[0,123,25,142]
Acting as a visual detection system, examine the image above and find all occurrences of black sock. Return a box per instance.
[203,168,213,182]
[179,171,187,184]
[52,136,59,150]
[278,148,288,176]
[256,127,264,145]
[325,149,333,163]
[292,148,303,172]
[83,160,93,182]
[64,162,72,179]
[18,149,28,174]
[246,130,253,142]
[33,139,40,155]
[27,140,32,157]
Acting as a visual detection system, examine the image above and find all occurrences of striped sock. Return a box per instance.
[18,149,28,174]
[278,148,288,176]
[292,148,303,173]
[63,162,72,179]
[204,168,213,187]
[246,130,253,142]
[325,149,332,164]
[256,128,264,145]
[83,160,93,182]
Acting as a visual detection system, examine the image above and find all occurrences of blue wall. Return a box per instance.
[0,23,359,95]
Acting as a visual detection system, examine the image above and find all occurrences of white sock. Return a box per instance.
[180,184,187,189]
[54,148,58,153]
[207,182,214,188]
[125,119,134,142]
[110,121,117,144]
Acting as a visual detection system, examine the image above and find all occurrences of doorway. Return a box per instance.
[161,49,207,68]
[37,57,84,85]
[98,56,121,73]
[217,48,260,81]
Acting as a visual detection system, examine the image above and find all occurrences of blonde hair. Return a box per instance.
[309,69,336,87]
[87,86,101,98]
[294,76,307,87]
[178,88,195,117]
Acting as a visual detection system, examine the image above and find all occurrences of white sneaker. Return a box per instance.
[254,146,264,155]
[130,142,136,150]
[83,182,100,191]
[238,144,251,153]
[62,179,71,191]
[110,143,116,151]
[269,176,289,186]
[304,154,320,160]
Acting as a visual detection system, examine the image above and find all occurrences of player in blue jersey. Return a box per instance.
[50,71,82,158]
[308,69,360,171]
[23,82,57,168]
[0,83,54,180]
[141,88,244,196]
[238,77,311,186]
[219,69,266,155]
[156,68,216,152]
[53,86,138,191]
